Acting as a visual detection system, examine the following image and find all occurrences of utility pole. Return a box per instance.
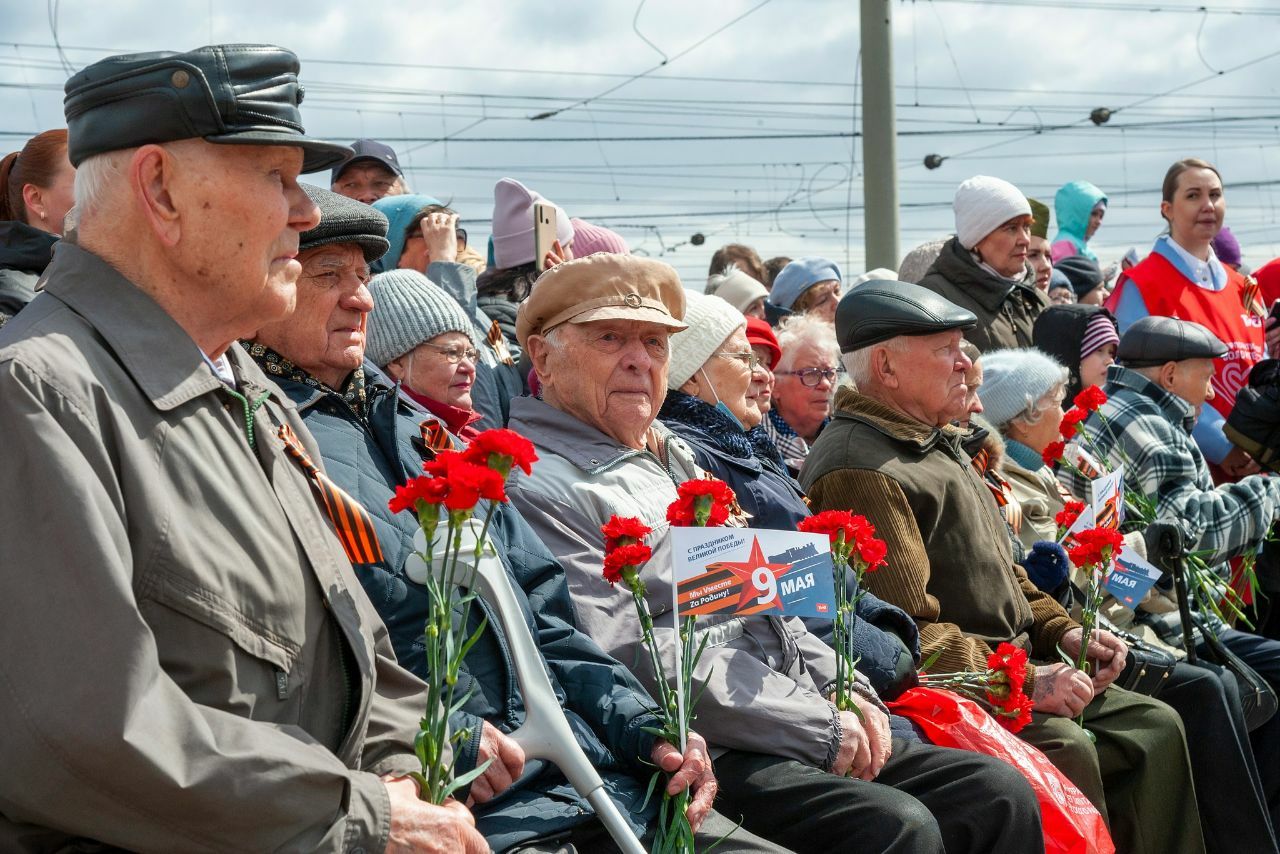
[860,0,900,271]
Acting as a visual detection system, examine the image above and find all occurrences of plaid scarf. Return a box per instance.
[1060,365,1280,569]
[763,407,811,470]
[243,341,369,420]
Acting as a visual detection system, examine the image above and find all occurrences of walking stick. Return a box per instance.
[1146,521,1197,664]
[410,523,648,854]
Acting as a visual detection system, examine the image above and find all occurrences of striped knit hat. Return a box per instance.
[366,269,476,368]
[1080,312,1120,360]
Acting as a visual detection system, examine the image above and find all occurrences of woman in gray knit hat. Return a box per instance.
[367,268,484,439]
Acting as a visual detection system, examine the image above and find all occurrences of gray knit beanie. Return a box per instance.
[977,348,1069,429]
[366,269,476,367]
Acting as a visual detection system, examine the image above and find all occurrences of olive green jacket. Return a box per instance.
[0,243,427,852]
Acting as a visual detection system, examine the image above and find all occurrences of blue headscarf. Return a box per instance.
[371,194,443,273]
[1052,180,1107,261]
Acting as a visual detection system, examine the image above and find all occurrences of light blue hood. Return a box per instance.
[371,194,442,273]
[1052,180,1106,260]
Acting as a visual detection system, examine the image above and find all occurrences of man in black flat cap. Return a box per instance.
[1061,316,1280,834]
[331,138,410,204]
[802,281,1206,854]
[0,45,485,851]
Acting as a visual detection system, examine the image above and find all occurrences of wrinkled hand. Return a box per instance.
[831,697,891,781]
[383,777,487,854]
[467,721,525,806]
[652,731,716,831]
[1266,313,1280,359]
[1221,446,1262,478]
[1031,663,1094,717]
[421,211,459,265]
[1061,627,1127,692]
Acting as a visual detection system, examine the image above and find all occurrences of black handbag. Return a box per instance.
[1195,615,1279,732]
[1108,626,1176,698]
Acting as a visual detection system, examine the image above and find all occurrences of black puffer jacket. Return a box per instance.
[1032,303,1118,403]
[0,221,57,319]
[917,236,1048,354]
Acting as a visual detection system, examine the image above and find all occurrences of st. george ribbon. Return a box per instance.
[408,520,648,854]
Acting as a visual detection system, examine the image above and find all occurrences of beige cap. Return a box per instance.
[515,253,688,347]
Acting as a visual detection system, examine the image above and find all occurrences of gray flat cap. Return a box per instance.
[835,279,977,353]
[299,184,389,264]
[1116,316,1227,367]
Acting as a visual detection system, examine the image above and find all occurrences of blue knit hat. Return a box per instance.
[767,257,842,311]
[370,193,443,274]
[977,348,1068,429]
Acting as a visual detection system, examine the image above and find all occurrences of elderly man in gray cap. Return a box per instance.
[507,254,1045,854]
[1061,315,1280,832]
[802,281,1206,854]
[0,45,485,852]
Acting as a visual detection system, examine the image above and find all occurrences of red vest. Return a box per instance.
[1109,251,1265,421]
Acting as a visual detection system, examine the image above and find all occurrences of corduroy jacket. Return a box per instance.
[800,387,1078,687]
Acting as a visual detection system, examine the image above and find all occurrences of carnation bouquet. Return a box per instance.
[917,642,1035,733]
[797,510,887,717]
[599,476,735,853]
[1065,526,1125,732]
[387,428,537,804]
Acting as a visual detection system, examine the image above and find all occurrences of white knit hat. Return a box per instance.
[366,269,476,367]
[953,176,1031,250]
[977,348,1068,429]
[491,177,575,269]
[707,265,768,313]
[667,290,747,389]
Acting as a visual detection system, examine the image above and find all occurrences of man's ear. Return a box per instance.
[527,334,552,388]
[129,145,182,247]
[874,345,900,389]
[1158,360,1180,391]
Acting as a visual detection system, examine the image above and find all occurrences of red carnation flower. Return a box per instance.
[856,537,888,572]
[986,642,1029,699]
[603,542,652,584]
[462,428,538,476]
[602,515,652,553]
[994,691,1034,733]
[667,478,736,527]
[1042,440,1066,467]
[1073,385,1108,413]
[798,510,860,546]
[1067,527,1125,569]
[1054,501,1086,531]
[388,475,450,514]
[1059,407,1087,439]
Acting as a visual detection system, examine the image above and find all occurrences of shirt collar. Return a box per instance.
[1153,234,1227,291]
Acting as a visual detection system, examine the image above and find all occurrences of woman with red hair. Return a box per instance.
[0,129,75,321]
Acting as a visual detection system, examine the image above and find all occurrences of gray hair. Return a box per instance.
[774,313,839,372]
[841,337,909,389]
[73,149,130,216]
[1008,381,1067,428]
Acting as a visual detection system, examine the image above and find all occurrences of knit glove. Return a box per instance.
[1023,540,1070,593]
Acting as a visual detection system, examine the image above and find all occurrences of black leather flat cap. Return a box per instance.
[836,279,977,353]
[64,44,352,172]
[299,184,389,264]
[1117,316,1227,367]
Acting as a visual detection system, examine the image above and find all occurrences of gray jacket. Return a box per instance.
[507,396,882,771]
[0,242,427,852]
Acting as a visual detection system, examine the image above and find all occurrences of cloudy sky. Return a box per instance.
[4,0,1280,282]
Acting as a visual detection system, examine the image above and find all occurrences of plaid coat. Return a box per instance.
[1059,365,1280,568]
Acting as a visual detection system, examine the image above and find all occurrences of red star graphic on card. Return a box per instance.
[717,535,792,613]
